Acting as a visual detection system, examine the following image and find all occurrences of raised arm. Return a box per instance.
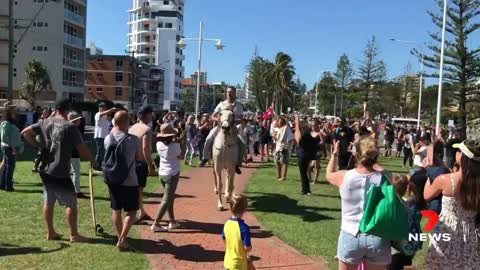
[294,114,301,144]
[326,141,347,187]
[21,126,40,149]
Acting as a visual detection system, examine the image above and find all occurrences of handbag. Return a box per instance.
[359,173,409,241]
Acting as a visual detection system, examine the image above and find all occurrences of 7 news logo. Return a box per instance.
[408,210,451,242]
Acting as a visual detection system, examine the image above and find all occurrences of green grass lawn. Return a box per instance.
[0,143,187,270]
[246,157,427,270]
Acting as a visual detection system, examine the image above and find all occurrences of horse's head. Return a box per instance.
[219,109,234,131]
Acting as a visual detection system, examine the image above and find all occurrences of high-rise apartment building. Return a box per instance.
[128,0,185,110]
[0,0,87,107]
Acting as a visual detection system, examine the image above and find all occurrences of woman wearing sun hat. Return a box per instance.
[0,102,23,191]
[151,123,182,232]
[423,139,480,270]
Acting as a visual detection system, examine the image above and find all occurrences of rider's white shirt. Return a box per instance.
[214,100,244,118]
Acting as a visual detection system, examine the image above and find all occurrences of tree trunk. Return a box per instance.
[459,85,467,138]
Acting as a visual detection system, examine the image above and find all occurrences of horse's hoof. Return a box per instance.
[217,206,224,211]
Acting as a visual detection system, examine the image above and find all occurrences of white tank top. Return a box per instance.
[340,169,383,236]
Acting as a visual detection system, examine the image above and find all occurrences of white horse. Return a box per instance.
[212,109,239,211]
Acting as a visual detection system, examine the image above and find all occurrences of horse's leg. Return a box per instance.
[214,163,223,211]
[212,161,218,194]
[225,167,235,203]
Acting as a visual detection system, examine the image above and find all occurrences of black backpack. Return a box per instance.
[102,133,135,185]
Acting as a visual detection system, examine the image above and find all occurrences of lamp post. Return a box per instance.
[178,21,224,116]
[262,90,268,111]
[436,0,448,135]
[389,38,425,130]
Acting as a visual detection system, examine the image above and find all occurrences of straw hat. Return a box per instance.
[1,101,16,111]
[68,112,83,123]
[157,123,178,138]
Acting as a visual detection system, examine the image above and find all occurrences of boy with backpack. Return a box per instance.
[104,111,142,250]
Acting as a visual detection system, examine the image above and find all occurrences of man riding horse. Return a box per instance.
[199,86,245,174]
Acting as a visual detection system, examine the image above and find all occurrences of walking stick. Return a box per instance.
[89,164,104,235]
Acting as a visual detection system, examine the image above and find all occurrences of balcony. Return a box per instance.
[62,80,84,88]
[64,9,85,25]
[64,34,84,48]
[63,58,84,69]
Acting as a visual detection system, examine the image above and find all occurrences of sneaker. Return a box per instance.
[150,224,168,233]
[235,166,242,175]
[198,159,208,167]
[168,223,181,230]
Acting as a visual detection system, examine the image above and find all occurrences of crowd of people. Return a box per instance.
[0,83,478,269]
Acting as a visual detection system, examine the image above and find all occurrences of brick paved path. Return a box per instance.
[139,162,327,270]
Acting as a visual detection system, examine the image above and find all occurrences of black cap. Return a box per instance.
[137,105,153,118]
[419,134,431,142]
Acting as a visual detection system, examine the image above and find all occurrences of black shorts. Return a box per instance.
[136,161,148,188]
[108,185,139,212]
[387,253,413,270]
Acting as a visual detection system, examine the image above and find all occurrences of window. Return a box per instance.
[145,59,150,63]
[34,0,49,3]
[152,58,155,63]
[115,87,122,98]
[163,0,169,5]
[176,35,180,42]
[179,6,182,11]
[37,22,44,27]
[175,70,179,75]
[176,47,179,53]
[165,23,173,28]
[158,22,163,28]
[33,46,47,52]
[96,88,103,93]
[115,73,123,82]
[97,58,104,63]
[96,73,103,78]
[175,58,179,65]
[144,12,149,18]
[116,60,123,67]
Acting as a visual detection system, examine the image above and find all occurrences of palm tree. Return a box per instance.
[21,59,51,109]
[263,52,296,113]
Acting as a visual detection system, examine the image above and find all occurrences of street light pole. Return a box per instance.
[8,0,14,101]
[417,54,424,130]
[178,21,223,116]
[436,0,448,135]
[195,21,203,116]
[389,38,425,130]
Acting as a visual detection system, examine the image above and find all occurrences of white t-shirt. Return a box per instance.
[214,100,244,119]
[94,112,110,139]
[157,141,181,176]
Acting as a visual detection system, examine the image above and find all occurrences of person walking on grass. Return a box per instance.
[294,113,321,196]
[151,123,182,232]
[0,102,23,192]
[68,112,88,199]
[128,105,156,223]
[94,103,117,170]
[105,111,142,250]
[22,100,95,243]
[222,193,254,270]
[272,116,291,181]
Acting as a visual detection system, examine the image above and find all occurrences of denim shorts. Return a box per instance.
[337,230,391,265]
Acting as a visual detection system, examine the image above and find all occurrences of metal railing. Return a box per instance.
[62,80,84,87]
[64,34,84,48]
[63,58,84,69]
[64,9,85,25]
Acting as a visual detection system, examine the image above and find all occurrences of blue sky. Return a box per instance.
[88,0,452,89]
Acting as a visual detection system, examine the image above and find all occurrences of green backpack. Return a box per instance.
[359,173,409,241]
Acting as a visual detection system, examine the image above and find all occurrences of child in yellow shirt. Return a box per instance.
[222,194,254,270]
